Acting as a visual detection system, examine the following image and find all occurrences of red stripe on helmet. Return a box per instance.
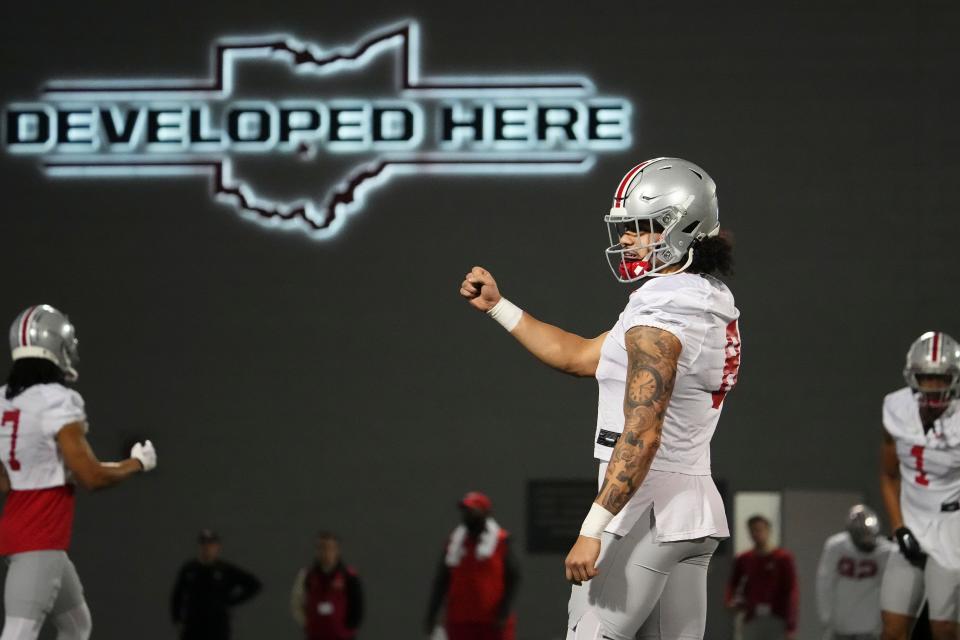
[932,332,941,362]
[614,160,654,203]
[20,306,37,347]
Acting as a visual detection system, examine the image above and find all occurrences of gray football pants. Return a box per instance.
[1,551,91,640]
[566,507,720,640]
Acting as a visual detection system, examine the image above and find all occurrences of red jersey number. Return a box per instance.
[1,410,22,471]
[711,320,742,409]
[838,557,878,579]
[911,445,930,487]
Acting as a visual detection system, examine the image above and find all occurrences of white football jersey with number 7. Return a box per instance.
[0,383,87,489]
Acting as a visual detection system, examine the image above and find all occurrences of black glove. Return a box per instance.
[895,527,927,568]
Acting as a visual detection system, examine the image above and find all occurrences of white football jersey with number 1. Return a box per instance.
[883,388,960,567]
[0,383,87,489]
[594,272,741,542]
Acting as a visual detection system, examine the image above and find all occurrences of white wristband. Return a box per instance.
[487,297,523,332]
[579,503,615,539]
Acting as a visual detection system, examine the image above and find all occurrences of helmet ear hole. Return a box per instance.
[681,219,701,235]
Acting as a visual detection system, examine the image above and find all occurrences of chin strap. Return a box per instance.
[647,248,694,278]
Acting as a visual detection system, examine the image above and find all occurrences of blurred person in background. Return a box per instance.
[816,505,896,640]
[291,531,364,640]
[424,492,521,640]
[725,515,799,640]
[879,331,960,640]
[170,529,262,640]
[0,304,157,640]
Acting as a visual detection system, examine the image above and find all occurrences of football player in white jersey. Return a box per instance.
[0,305,157,640]
[816,505,895,640]
[879,331,960,640]
[460,158,741,640]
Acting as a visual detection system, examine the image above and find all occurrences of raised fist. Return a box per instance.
[460,266,502,312]
[131,440,157,472]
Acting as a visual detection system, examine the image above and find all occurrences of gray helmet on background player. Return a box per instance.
[846,504,880,552]
[903,331,960,408]
[8,305,79,382]
[605,157,720,283]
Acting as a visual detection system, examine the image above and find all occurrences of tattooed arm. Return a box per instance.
[596,326,681,512]
[564,325,681,583]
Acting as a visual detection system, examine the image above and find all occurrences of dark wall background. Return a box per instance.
[2,2,959,639]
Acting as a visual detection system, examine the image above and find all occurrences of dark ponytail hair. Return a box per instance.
[689,230,734,277]
[5,358,66,400]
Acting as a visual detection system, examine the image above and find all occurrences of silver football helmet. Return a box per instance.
[903,331,960,408]
[846,504,880,551]
[8,305,79,382]
[605,157,720,283]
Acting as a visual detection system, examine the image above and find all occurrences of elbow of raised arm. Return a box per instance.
[73,477,98,492]
[560,336,603,378]
[551,348,588,377]
[75,477,101,492]
[73,468,109,492]
[565,361,596,378]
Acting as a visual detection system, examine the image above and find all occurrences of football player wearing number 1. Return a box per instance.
[460,158,741,640]
[0,305,158,640]
[879,331,960,640]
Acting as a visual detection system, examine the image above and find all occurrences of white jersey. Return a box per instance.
[882,388,960,565]
[594,273,740,541]
[0,383,86,490]
[816,532,895,635]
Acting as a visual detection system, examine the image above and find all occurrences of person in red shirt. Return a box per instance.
[291,531,364,640]
[726,515,800,640]
[424,492,521,640]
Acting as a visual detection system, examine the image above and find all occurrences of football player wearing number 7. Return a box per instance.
[459,158,741,640]
[0,305,157,640]
[879,331,960,640]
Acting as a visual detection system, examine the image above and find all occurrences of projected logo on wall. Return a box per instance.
[2,21,632,238]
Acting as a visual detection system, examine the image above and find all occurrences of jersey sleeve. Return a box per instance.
[39,386,86,438]
[882,388,917,442]
[621,280,705,345]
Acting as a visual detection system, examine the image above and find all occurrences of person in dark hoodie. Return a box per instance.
[291,531,364,640]
[171,529,262,640]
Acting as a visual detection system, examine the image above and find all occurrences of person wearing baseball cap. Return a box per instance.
[170,529,262,640]
[424,492,522,640]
